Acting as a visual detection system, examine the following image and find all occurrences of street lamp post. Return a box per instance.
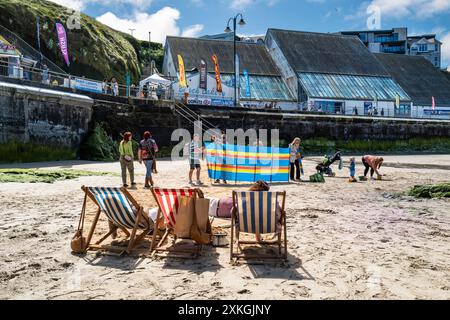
[225,14,246,107]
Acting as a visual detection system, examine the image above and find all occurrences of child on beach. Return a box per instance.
[349,157,357,182]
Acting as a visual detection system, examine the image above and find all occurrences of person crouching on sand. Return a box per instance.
[362,155,384,180]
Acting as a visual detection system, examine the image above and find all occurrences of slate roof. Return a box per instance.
[267,29,390,77]
[166,36,280,76]
[375,53,450,107]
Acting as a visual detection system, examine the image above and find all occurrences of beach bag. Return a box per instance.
[191,198,212,245]
[217,197,233,218]
[174,196,195,239]
[71,193,87,254]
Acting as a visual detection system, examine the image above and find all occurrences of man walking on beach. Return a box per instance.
[189,134,204,186]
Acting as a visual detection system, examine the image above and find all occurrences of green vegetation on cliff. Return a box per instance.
[0,0,164,83]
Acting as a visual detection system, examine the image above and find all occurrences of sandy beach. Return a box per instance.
[0,155,449,300]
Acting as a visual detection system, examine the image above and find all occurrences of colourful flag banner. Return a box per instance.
[243,69,251,98]
[177,54,187,88]
[395,95,400,108]
[212,54,222,93]
[199,59,207,90]
[55,22,70,66]
[432,96,435,110]
[206,143,290,183]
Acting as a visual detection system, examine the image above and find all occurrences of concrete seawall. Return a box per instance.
[1,80,449,154]
[92,102,450,145]
[0,82,93,148]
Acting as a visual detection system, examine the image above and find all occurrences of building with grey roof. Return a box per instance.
[338,28,442,69]
[265,29,410,116]
[163,36,296,109]
[375,53,450,118]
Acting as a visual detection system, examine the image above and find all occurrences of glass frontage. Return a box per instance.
[313,101,344,114]
[395,104,412,117]
[298,72,410,101]
[221,74,293,101]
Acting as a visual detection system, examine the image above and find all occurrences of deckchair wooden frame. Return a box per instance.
[150,188,202,258]
[230,191,288,262]
[81,186,153,255]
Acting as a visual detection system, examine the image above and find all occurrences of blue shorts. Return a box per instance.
[144,160,153,178]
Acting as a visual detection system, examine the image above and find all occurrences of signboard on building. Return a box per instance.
[0,36,19,56]
[74,78,103,93]
[187,96,233,107]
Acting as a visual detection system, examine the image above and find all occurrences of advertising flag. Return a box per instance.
[177,54,187,88]
[212,54,222,93]
[395,95,400,108]
[36,17,41,53]
[432,96,435,110]
[243,69,251,98]
[199,59,207,90]
[55,23,70,66]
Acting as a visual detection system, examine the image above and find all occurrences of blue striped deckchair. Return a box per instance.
[231,191,287,261]
[81,186,153,255]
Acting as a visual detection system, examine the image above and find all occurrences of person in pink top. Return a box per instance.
[362,155,384,180]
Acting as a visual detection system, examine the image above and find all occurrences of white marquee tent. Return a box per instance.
[139,74,171,88]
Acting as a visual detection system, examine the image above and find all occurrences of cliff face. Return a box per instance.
[0,0,163,84]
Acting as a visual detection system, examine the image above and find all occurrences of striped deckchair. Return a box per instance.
[231,191,287,261]
[81,186,153,255]
[150,188,201,256]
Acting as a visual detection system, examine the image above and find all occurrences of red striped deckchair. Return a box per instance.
[231,191,287,262]
[150,188,201,256]
[81,186,153,255]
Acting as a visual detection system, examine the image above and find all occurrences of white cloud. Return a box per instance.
[96,7,204,43]
[350,0,450,21]
[47,0,86,11]
[230,0,254,10]
[441,32,450,69]
[181,24,205,37]
[229,0,280,10]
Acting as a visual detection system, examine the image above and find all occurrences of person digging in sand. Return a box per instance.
[361,155,384,181]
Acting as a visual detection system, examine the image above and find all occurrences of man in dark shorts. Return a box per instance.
[189,134,204,186]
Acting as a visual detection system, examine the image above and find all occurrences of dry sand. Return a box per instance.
[0,155,449,300]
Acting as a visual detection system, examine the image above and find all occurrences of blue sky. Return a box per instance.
[50,0,450,68]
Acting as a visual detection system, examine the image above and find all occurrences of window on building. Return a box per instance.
[418,44,428,52]
[313,101,343,114]
[435,44,439,52]
[395,104,411,117]
[359,33,368,42]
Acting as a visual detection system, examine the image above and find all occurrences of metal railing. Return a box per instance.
[0,24,66,74]
[0,60,173,101]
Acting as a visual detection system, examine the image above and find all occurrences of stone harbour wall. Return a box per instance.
[0,83,93,149]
